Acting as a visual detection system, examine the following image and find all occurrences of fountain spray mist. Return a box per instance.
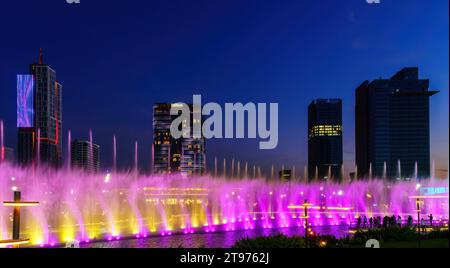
[67,130,71,170]
[0,120,4,162]
[113,135,117,173]
[0,163,447,247]
[134,141,139,173]
[89,130,94,173]
[36,128,41,169]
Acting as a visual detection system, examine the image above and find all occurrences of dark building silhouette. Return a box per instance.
[355,67,438,180]
[71,140,100,172]
[17,128,35,165]
[17,49,62,168]
[153,103,206,175]
[308,99,343,182]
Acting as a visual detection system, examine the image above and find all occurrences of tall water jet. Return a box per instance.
[168,144,171,172]
[292,166,296,180]
[271,165,274,180]
[383,161,387,179]
[89,130,94,173]
[67,130,71,170]
[304,166,308,183]
[113,135,117,173]
[223,158,226,178]
[397,160,401,179]
[231,158,235,179]
[203,153,207,175]
[134,141,139,174]
[194,153,197,175]
[244,162,248,178]
[214,157,218,177]
[327,165,332,180]
[36,128,41,169]
[369,163,373,180]
[237,161,241,179]
[151,142,155,174]
[431,160,436,180]
[414,161,418,181]
[341,165,345,182]
[0,120,4,162]
[315,166,319,181]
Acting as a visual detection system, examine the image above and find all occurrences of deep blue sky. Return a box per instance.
[0,0,448,174]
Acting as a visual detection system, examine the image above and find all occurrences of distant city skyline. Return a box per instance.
[0,0,448,177]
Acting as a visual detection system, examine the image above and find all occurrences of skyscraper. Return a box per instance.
[308,99,343,182]
[71,140,100,173]
[153,103,206,176]
[355,67,438,180]
[17,50,63,168]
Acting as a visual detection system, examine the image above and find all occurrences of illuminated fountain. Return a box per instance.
[67,130,71,171]
[134,141,138,174]
[0,162,448,248]
[113,135,117,173]
[0,120,4,162]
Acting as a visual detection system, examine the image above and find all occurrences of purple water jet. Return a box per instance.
[0,120,4,162]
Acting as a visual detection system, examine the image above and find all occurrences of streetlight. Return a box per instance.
[415,183,422,248]
[1,191,39,248]
[416,198,422,248]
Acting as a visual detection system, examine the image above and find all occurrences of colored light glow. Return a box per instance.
[0,165,447,247]
[17,75,35,128]
[409,195,449,199]
[3,201,40,207]
[0,239,30,247]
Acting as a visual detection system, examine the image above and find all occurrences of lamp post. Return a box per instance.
[416,198,421,249]
[1,190,39,248]
[302,200,313,248]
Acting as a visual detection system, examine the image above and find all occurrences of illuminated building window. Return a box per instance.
[309,125,342,138]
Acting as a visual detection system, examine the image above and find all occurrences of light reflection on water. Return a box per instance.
[82,226,350,248]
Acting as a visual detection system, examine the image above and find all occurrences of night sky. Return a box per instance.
[0,0,448,175]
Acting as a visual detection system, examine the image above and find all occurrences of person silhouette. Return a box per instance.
[421,218,426,232]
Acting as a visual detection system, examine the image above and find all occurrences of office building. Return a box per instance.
[153,103,206,175]
[308,99,343,182]
[71,139,100,172]
[17,50,62,168]
[355,67,438,180]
